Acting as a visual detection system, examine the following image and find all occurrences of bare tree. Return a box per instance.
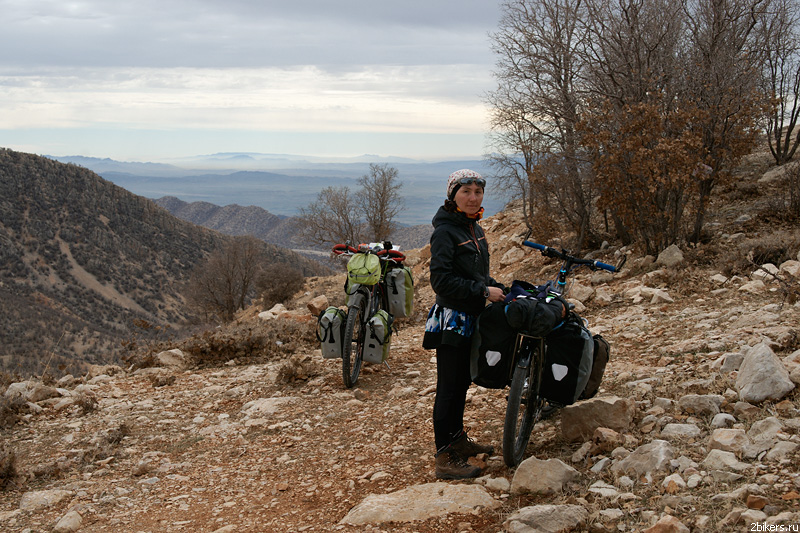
[580,0,700,253]
[185,236,265,322]
[759,0,800,165]
[296,186,364,246]
[486,104,560,241]
[357,163,404,241]
[682,0,769,242]
[488,0,596,250]
[296,164,404,245]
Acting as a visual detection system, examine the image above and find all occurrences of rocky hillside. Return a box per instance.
[1,148,799,532]
[0,149,329,376]
[152,196,303,250]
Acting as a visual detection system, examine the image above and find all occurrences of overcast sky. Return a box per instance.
[0,0,502,162]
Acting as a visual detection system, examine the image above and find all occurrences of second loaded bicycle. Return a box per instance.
[332,242,407,388]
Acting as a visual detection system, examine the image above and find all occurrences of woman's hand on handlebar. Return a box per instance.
[487,286,505,303]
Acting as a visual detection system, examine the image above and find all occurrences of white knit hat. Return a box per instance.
[446,169,485,200]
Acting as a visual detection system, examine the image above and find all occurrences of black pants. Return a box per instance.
[433,342,472,451]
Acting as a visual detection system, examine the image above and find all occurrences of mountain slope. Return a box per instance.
[153,196,303,249]
[153,196,435,252]
[0,149,327,375]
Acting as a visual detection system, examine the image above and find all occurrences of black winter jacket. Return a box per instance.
[429,206,504,316]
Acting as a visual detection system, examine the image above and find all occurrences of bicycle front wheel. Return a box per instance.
[342,294,367,388]
[503,338,545,467]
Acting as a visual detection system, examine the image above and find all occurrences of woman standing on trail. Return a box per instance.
[423,169,506,479]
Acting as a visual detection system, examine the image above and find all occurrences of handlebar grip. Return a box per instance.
[378,249,406,262]
[333,243,358,255]
[522,240,546,251]
[593,260,616,272]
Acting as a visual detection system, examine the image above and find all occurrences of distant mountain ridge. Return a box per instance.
[0,149,329,375]
[49,153,506,226]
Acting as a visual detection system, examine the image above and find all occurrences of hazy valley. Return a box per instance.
[51,153,508,227]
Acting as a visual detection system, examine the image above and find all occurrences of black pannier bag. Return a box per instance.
[470,302,517,389]
[505,296,564,337]
[579,333,610,400]
[540,312,594,406]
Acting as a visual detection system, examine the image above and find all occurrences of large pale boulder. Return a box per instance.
[677,394,723,416]
[569,282,594,303]
[611,440,674,478]
[779,259,800,277]
[561,396,636,442]
[656,245,684,268]
[708,428,749,454]
[53,510,83,533]
[510,457,580,495]
[504,504,589,533]
[19,489,73,511]
[738,279,766,294]
[3,381,59,403]
[155,348,190,370]
[306,294,329,316]
[501,247,525,267]
[702,449,750,472]
[736,343,795,403]
[642,514,690,533]
[339,482,499,525]
[240,397,297,419]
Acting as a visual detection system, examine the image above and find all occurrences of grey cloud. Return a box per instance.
[1,0,498,69]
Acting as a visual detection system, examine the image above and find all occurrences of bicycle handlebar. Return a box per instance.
[522,240,620,273]
[332,243,406,264]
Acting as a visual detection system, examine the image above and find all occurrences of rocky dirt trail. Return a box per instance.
[2,164,800,531]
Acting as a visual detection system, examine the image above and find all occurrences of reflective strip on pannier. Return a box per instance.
[540,313,594,406]
[469,302,517,389]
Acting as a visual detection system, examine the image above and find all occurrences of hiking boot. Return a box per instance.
[449,430,494,458]
[435,449,481,480]
[540,402,559,420]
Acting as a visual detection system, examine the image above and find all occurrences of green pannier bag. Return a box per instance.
[386,266,414,318]
[363,309,393,364]
[317,306,346,359]
[347,252,381,286]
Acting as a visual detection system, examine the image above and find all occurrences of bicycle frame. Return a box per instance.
[348,280,385,327]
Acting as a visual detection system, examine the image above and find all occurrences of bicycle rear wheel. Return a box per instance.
[342,293,367,388]
[503,337,545,467]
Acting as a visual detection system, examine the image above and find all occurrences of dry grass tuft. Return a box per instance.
[0,445,17,490]
[0,394,26,429]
